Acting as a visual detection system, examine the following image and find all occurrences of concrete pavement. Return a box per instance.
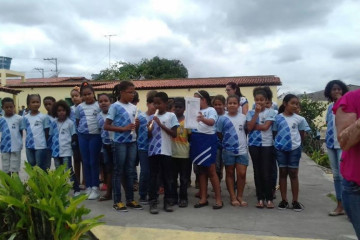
[83,153,357,240]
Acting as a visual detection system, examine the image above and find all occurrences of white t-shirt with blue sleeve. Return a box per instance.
[273,113,307,151]
[246,108,276,147]
[107,101,137,143]
[237,97,249,114]
[325,103,340,149]
[216,113,247,155]
[97,112,111,145]
[192,107,218,134]
[49,118,76,157]
[75,102,100,134]
[0,115,23,153]
[22,113,49,150]
[47,115,55,149]
[70,105,76,124]
[148,112,179,157]
[137,111,151,151]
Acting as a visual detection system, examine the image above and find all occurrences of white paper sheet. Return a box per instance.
[184,97,200,129]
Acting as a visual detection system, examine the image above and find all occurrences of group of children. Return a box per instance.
[0,81,309,214]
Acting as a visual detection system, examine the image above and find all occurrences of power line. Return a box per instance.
[43,58,58,77]
[33,68,44,78]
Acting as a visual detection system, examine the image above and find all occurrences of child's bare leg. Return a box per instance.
[289,168,299,202]
[236,164,247,206]
[225,165,238,205]
[279,167,288,201]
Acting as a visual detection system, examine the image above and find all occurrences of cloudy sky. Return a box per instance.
[1,0,359,94]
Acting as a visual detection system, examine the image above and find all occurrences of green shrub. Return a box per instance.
[0,163,104,240]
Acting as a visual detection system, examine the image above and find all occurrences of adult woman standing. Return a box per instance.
[334,89,360,238]
[225,82,249,115]
[324,80,348,216]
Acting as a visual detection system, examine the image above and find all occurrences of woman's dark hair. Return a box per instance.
[112,81,134,100]
[52,100,71,118]
[196,90,212,106]
[212,94,226,106]
[226,94,240,104]
[1,97,14,106]
[324,80,348,102]
[43,96,56,103]
[278,94,298,114]
[26,94,41,106]
[154,92,169,103]
[263,86,273,101]
[80,82,95,97]
[253,87,269,99]
[226,82,244,97]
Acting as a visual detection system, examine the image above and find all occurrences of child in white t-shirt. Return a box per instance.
[148,92,179,214]
[273,94,307,212]
[50,100,80,196]
[0,98,23,174]
[217,95,248,207]
[22,94,50,171]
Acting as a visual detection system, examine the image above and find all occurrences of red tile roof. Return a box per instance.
[6,80,107,88]
[0,86,22,94]
[6,77,88,86]
[93,75,281,91]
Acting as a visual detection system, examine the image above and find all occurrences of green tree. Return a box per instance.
[95,56,188,81]
[299,93,327,156]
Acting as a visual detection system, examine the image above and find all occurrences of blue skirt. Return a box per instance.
[190,132,217,167]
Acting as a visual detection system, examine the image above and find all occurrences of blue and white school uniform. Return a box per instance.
[217,113,248,166]
[46,115,55,165]
[273,113,307,168]
[137,111,152,200]
[238,97,249,114]
[246,108,277,201]
[190,107,218,166]
[148,112,179,157]
[50,118,76,158]
[107,101,138,204]
[97,111,113,168]
[21,113,50,170]
[0,115,23,172]
[326,103,340,149]
[75,102,101,188]
[246,109,277,147]
[325,103,343,201]
[75,102,101,135]
[107,101,137,144]
[50,117,80,192]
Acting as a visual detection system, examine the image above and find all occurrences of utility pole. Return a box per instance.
[104,34,116,68]
[34,68,44,78]
[43,58,58,77]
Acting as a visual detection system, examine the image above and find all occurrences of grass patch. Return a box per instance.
[327,193,337,202]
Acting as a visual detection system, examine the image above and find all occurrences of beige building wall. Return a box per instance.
[4,85,278,114]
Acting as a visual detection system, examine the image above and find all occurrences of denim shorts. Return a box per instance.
[222,150,249,166]
[276,146,302,168]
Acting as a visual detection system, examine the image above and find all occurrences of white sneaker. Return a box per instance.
[73,191,81,197]
[85,187,92,196]
[88,187,100,200]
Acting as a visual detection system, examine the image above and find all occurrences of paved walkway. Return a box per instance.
[82,153,356,240]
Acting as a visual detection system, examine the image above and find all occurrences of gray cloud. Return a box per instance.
[332,44,360,60]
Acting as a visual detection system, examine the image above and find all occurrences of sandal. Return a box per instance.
[237,197,248,207]
[231,200,240,206]
[266,200,275,209]
[213,201,224,210]
[256,200,264,208]
[329,211,345,216]
[194,201,209,208]
[98,195,112,201]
